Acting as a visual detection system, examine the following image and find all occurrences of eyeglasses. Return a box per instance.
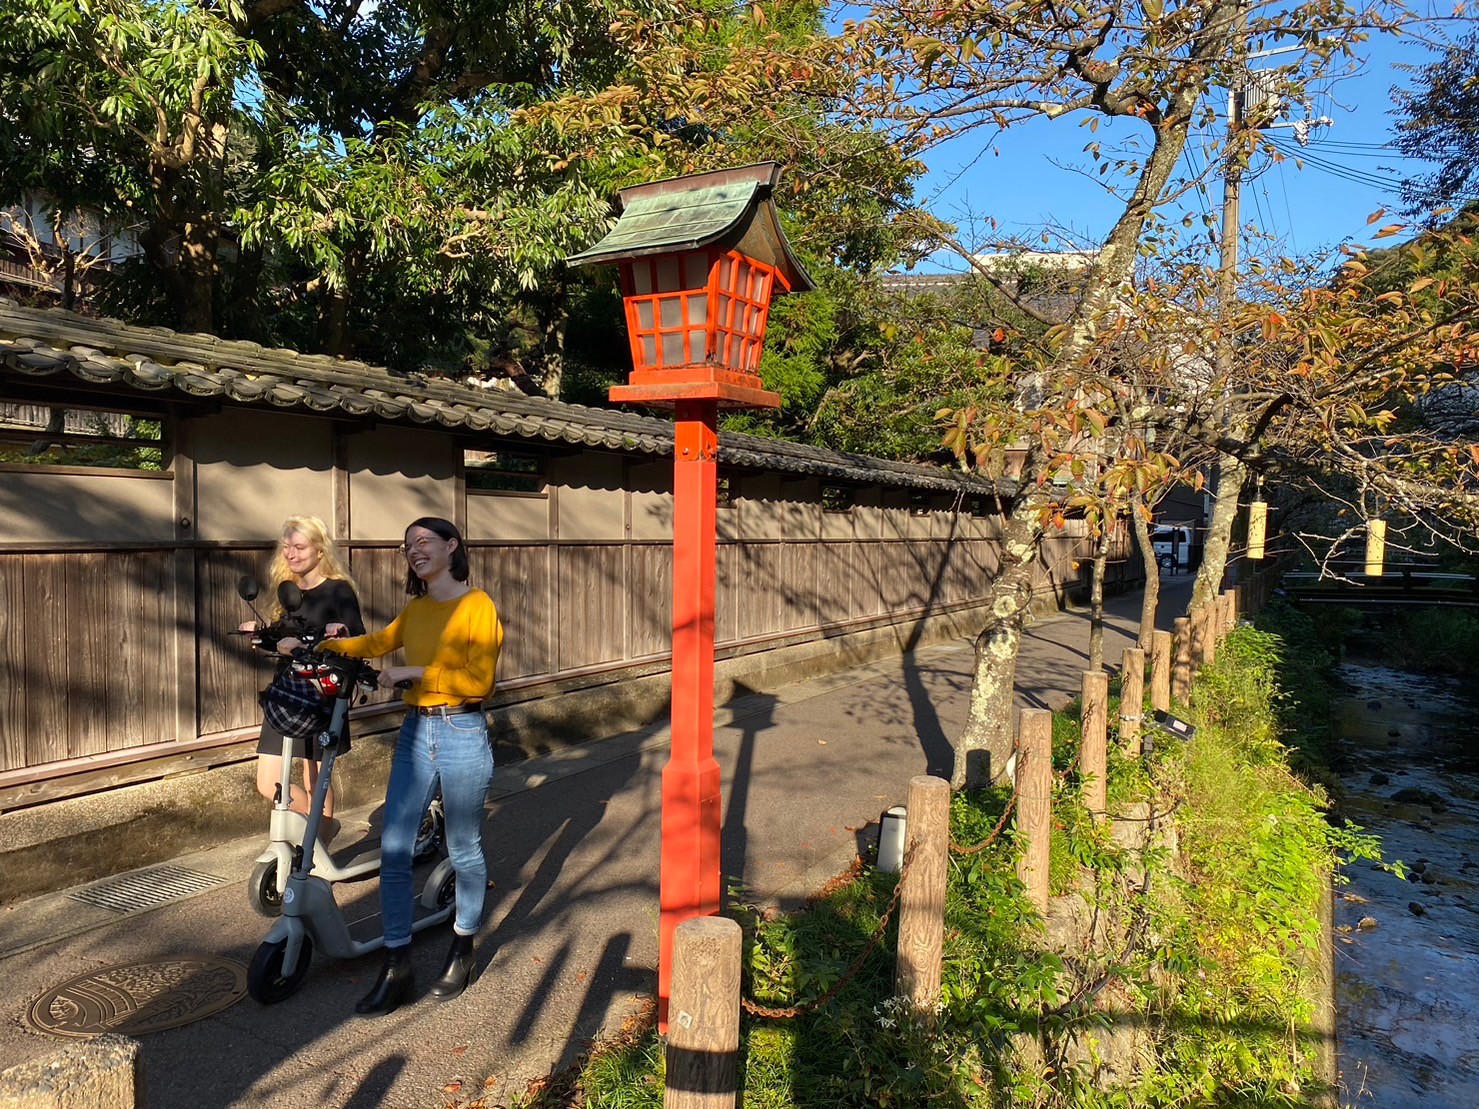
[397,536,442,556]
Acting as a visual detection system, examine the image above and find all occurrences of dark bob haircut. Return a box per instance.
[403,516,470,596]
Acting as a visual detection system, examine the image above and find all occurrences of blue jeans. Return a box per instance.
[381,710,494,946]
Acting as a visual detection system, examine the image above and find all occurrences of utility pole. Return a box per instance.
[1196,32,1336,613]
[1192,6,1253,615]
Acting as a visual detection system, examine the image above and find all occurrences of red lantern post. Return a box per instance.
[568,163,813,1029]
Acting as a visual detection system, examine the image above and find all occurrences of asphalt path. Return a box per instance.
[0,573,1193,1108]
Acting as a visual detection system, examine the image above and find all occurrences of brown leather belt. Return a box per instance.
[412,702,484,718]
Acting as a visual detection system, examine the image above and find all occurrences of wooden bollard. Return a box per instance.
[1015,709,1053,914]
[1150,630,1172,714]
[1171,617,1192,704]
[664,916,742,1109]
[1080,670,1109,820]
[895,775,950,1013]
[1195,606,1217,666]
[1119,647,1145,759]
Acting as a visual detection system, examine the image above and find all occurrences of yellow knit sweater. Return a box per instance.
[326,588,502,708]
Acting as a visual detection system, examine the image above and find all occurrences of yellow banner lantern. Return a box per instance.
[1365,519,1387,577]
[1247,500,1268,561]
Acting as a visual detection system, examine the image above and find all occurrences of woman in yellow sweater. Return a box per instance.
[323,516,503,1016]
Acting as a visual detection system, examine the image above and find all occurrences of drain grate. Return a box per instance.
[67,864,227,914]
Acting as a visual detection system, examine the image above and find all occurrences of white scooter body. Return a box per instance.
[247,642,442,917]
[247,678,457,1003]
[249,735,388,917]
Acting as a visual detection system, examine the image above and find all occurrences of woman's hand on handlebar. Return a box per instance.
[233,620,259,636]
[377,665,422,691]
[324,623,348,639]
[275,637,305,656]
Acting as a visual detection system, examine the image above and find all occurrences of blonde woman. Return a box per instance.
[238,515,364,831]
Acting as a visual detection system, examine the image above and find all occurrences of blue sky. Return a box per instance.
[912,24,1454,270]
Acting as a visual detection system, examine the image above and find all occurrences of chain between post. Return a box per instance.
[740,844,916,1021]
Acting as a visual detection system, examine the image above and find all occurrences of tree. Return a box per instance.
[2,0,927,390]
[1394,28,1479,216]
[1234,220,1479,561]
[833,0,1395,786]
[2,0,262,330]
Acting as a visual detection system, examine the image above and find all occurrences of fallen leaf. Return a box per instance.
[818,740,827,745]
[450,1045,468,1057]
[443,1080,463,1094]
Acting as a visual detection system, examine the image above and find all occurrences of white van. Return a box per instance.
[1151,526,1194,571]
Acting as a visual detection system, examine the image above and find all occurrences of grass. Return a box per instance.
[523,617,1369,1108]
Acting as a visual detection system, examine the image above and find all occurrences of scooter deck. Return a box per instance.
[334,854,455,945]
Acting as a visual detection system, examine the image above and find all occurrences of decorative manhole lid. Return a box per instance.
[22,956,247,1038]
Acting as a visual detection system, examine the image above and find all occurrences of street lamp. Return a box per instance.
[568,162,813,1030]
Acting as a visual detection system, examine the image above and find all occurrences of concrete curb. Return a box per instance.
[0,1035,141,1109]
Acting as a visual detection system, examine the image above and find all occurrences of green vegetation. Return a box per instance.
[1372,609,1479,677]
[525,621,1376,1107]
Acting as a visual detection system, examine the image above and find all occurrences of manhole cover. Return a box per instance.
[23,957,247,1039]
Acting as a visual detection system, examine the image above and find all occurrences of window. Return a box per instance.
[908,491,931,516]
[0,402,166,471]
[821,484,854,513]
[464,449,545,494]
[716,474,736,508]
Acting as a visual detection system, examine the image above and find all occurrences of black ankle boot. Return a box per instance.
[429,933,476,1001]
[355,944,414,1016]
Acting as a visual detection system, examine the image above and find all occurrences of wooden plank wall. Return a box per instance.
[0,550,175,772]
[0,529,1094,778]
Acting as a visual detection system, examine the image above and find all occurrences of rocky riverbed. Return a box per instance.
[1330,663,1479,1107]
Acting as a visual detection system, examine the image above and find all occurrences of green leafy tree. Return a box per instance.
[1394,28,1479,215]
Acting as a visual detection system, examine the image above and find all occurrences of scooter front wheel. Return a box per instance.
[248,935,314,1004]
[248,859,285,918]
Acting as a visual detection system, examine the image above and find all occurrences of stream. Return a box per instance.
[1331,662,1479,1107]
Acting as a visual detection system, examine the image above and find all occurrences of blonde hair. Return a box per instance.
[266,515,359,619]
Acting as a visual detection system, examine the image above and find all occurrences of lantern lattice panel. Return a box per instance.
[623,249,779,374]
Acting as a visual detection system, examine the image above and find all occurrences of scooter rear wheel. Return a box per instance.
[249,860,285,918]
[413,797,445,860]
[248,935,314,1004]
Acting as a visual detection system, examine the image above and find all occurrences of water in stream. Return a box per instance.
[1331,663,1479,1107]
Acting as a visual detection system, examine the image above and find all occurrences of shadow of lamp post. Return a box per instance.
[567,162,814,1031]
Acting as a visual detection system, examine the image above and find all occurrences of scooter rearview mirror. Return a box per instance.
[237,575,269,625]
[277,581,304,613]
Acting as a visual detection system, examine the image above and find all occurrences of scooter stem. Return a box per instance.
[294,695,349,878]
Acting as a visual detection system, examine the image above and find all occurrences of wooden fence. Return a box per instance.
[0,529,1094,796]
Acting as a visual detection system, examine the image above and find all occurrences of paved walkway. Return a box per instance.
[0,575,1192,1108]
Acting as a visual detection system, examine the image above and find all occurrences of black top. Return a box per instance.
[262,578,364,648]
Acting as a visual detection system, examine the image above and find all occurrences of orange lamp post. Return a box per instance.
[568,163,813,1030]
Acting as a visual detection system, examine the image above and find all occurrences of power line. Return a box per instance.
[1266,136,1408,195]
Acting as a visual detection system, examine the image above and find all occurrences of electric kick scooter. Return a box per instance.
[246,648,457,1004]
[234,577,443,918]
